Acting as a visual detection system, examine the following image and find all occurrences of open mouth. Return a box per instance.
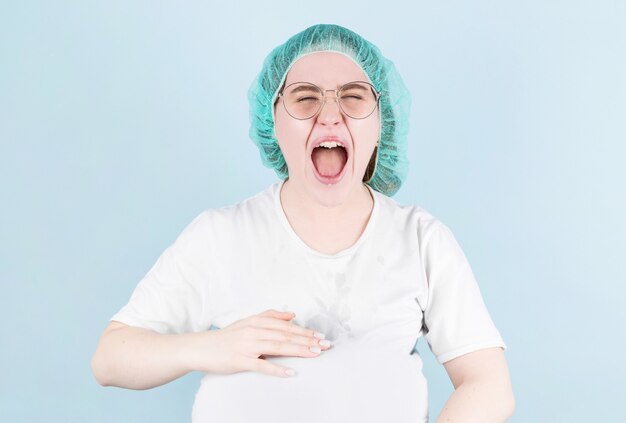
[311,142,348,182]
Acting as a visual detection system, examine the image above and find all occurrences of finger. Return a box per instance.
[258,309,295,321]
[245,357,296,378]
[230,310,295,331]
[252,327,331,350]
[256,339,324,358]
[250,316,320,339]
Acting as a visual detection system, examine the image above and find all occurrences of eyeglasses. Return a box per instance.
[277,81,380,120]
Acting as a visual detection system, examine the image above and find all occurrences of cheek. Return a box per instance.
[274,108,310,160]
[355,111,380,139]
[352,118,380,152]
[371,112,381,139]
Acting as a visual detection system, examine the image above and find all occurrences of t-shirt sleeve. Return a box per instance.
[420,220,506,364]
[110,212,213,335]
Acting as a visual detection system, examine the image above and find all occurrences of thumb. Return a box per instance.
[248,357,296,378]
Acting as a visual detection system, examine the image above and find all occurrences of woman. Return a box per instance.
[92,24,515,422]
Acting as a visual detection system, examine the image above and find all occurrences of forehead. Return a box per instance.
[284,52,369,88]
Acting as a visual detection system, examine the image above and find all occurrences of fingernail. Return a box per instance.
[319,339,331,347]
[309,346,321,354]
[313,332,325,339]
[285,368,296,377]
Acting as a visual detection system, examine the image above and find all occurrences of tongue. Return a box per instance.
[312,147,348,177]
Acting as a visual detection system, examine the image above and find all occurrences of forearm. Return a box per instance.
[91,326,200,390]
[435,379,515,423]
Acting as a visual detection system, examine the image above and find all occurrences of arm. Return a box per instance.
[91,212,214,390]
[91,310,328,390]
[91,321,199,390]
[435,347,515,423]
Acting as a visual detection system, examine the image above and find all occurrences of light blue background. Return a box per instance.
[1,1,624,421]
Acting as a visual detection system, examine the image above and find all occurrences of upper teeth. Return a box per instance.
[318,141,343,148]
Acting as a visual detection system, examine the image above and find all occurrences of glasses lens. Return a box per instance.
[282,83,323,119]
[338,82,378,119]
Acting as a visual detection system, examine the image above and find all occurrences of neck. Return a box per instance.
[279,178,373,225]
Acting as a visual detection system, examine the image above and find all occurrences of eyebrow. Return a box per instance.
[286,82,370,94]
[340,83,368,91]
[287,84,320,94]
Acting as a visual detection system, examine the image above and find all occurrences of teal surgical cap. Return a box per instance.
[247,24,410,196]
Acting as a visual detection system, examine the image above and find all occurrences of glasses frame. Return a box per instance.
[277,80,381,120]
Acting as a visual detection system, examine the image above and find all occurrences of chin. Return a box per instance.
[306,175,363,208]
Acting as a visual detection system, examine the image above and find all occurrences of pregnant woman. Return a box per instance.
[92,24,515,423]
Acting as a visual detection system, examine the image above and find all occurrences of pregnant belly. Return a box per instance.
[191,339,429,423]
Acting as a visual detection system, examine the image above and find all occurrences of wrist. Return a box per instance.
[175,329,215,374]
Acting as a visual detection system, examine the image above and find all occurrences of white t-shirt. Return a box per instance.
[111,180,506,423]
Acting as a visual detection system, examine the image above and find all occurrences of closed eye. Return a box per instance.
[296,96,319,102]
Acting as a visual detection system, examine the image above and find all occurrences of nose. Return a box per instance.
[316,94,343,125]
